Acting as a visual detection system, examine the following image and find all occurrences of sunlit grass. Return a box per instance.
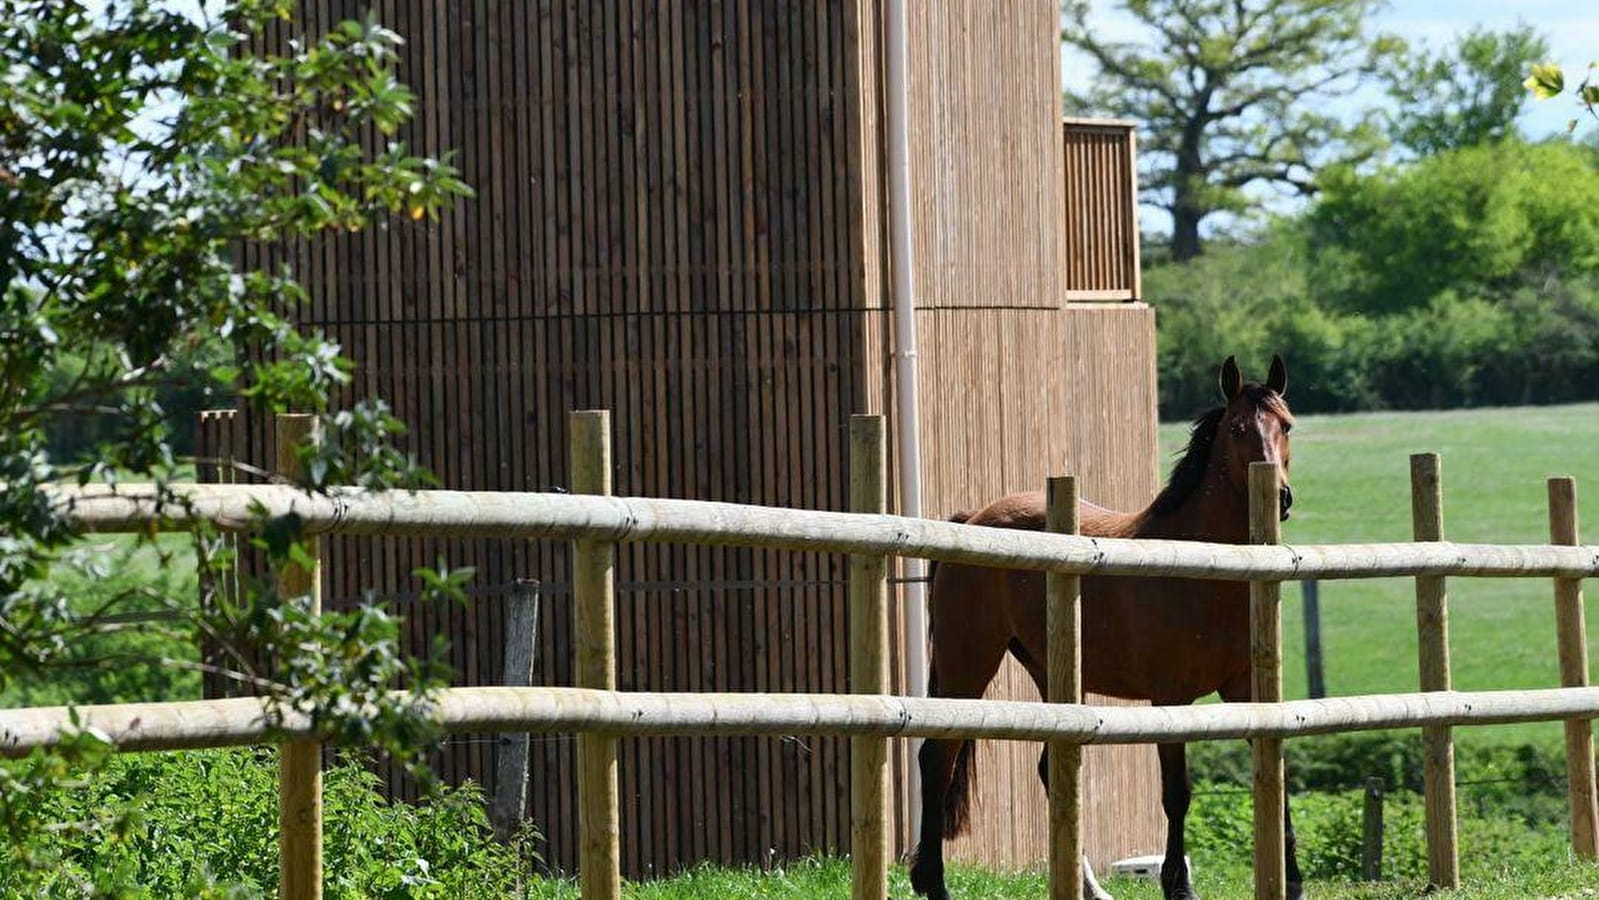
[1162,402,1599,747]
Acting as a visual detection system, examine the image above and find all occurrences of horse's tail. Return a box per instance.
[924,509,973,605]
[926,509,978,839]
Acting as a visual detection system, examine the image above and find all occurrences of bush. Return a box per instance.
[1187,781,1571,883]
[1308,140,1599,316]
[0,748,539,899]
[1148,238,1599,417]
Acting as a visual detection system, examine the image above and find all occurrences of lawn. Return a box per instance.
[1161,402,1599,747]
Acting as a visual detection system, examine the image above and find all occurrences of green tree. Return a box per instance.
[1383,25,1548,156]
[0,0,472,883]
[1307,139,1599,314]
[1062,0,1395,260]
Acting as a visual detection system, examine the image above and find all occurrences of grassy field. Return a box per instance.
[510,856,1599,899]
[1160,402,1599,747]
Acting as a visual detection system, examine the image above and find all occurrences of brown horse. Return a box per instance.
[908,355,1299,900]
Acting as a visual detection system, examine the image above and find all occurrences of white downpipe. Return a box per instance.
[885,0,927,833]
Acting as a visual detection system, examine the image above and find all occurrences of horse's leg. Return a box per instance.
[1010,641,1113,900]
[910,578,1011,900]
[1285,795,1304,900]
[1157,741,1199,900]
[1220,681,1303,899]
[911,736,965,900]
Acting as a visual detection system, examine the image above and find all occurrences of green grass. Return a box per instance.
[509,857,1599,899]
[1160,402,1599,747]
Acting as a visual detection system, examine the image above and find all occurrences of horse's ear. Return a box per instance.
[1219,356,1243,400]
[1267,354,1288,396]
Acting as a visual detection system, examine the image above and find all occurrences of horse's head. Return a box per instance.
[1216,354,1294,520]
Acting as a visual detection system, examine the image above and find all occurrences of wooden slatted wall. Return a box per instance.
[216,0,885,878]
[1062,119,1142,301]
[855,0,1167,872]
[209,0,1156,881]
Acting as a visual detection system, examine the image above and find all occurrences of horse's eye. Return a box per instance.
[1229,420,1248,436]
[1282,422,1293,435]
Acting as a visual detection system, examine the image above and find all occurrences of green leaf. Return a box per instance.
[1524,62,1564,99]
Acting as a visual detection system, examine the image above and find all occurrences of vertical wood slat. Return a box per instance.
[848,416,889,900]
[1549,477,1599,859]
[1046,476,1083,900]
[1060,120,1138,302]
[1249,462,1285,900]
[571,410,621,900]
[276,413,323,900]
[1410,453,1459,889]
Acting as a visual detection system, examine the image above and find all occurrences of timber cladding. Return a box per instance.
[207,0,1159,880]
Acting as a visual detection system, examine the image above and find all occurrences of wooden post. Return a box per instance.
[1046,476,1083,900]
[276,413,323,900]
[1249,462,1286,900]
[571,411,620,900]
[1550,477,1599,859]
[1410,453,1459,889]
[848,416,889,900]
[491,579,541,842]
[1361,777,1384,881]
[1302,580,1325,700]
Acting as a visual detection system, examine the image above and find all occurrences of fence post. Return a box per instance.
[571,411,621,900]
[1550,477,1598,859]
[1046,476,1083,900]
[848,416,889,900]
[492,579,541,842]
[276,413,323,900]
[1248,462,1286,900]
[1302,580,1325,700]
[1410,452,1459,889]
[1361,777,1384,881]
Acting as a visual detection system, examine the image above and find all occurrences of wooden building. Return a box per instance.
[209,0,1164,879]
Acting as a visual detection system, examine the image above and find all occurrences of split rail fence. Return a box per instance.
[3,411,1599,900]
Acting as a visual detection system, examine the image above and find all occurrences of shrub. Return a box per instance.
[0,748,539,899]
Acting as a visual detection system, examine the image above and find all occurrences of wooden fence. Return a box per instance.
[9,411,1599,900]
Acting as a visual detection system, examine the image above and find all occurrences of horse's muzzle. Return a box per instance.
[1279,483,1294,521]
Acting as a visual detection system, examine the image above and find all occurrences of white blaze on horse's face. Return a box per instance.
[1217,354,1295,520]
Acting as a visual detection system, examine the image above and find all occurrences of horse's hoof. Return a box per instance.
[907,863,945,900]
[1287,881,1304,900]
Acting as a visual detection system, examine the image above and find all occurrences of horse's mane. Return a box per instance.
[1149,406,1225,516]
[1150,386,1290,517]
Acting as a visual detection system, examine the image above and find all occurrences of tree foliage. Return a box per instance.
[1062,0,1396,260]
[0,0,474,881]
[1307,139,1599,314]
[1381,25,1548,156]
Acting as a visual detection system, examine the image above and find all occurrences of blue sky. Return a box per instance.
[1062,1,1597,232]
[1063,0,1596,140]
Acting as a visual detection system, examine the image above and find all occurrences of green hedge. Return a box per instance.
[1,748,539,899]
[1148,238,1599,419]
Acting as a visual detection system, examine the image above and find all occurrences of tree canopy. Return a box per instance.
[1381,25,1547,157]
[1,0,472,878]
[1062,0,1396,260]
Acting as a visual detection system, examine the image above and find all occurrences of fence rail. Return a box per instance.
[48,483,1599,580]
[7,685,1599,755]
[19,413,1599,900]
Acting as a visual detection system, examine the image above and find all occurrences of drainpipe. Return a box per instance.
[885,0,927,830]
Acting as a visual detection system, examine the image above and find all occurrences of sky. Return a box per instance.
[1062,1,1598,232]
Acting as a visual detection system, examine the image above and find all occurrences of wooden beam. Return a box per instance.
[848,416,889,900]
[1250,463,1285,900]
[1550,476,1598,860]
[275,413,323,900]
[1411,453,1459,890]
[49,484,1599,582]
[571,410,621,900]
[1047,476,1083,900]
[11,686,1599,754]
